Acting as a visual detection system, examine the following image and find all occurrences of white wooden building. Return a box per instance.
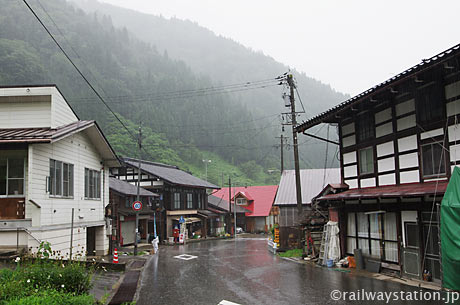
[0,85,119,258]
[296,43,460,282]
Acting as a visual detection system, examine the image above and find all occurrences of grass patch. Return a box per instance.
[278,249,303,258]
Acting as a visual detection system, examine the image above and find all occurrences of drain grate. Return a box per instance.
[130,260,145,269]
[108,270,140,305]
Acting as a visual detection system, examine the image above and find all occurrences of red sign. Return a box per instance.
[132,201,142,211]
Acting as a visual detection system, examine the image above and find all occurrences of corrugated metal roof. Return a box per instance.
[122,157,219,189]
[0,120,94,143]
[319,181,448,201]
[207,194,249,213]
[109,177,158,197]
[296,43,460,132]
[274,168,341,206]
[212,186,278,217]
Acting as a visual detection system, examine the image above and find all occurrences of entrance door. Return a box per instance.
[421,212,441,282]
[401,222,421,279]
[86,227,96,256]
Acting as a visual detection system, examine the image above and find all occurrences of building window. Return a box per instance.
[50,160,74,197]
[416,83,444,128]
[173,193,180,209]
[421,142,445,178]
[85,168,101,199]
[198,193,202,210]
[359,147,374,175]
[347,212,398,263]
[0,157,25,196]
[236,198,247,205]
[186,193,193,209]
[356,113,375,142]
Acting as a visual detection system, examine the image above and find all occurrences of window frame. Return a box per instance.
[416,82,445,129]
[0,157,25,198]
[173,192,181,209]
[421,141,446,178]
[236,198,247,205]
[84,168,101,200]
[186,193,193,209]
[358,146,374,175]
[356,112,375,142]
[49,159,74,198]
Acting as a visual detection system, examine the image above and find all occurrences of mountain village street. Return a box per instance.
[135,238,443,305]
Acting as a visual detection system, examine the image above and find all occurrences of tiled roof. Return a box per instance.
[318,181,448,201]
[212,185,278,217]
[109,177,158,197]
[0,120,94,143]
[122,157,219,189]
[274,169,341,206]
[296,43,460,132]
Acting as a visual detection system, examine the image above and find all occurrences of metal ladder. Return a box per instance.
[318,224,331,266]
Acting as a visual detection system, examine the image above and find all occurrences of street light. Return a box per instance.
[202,159,211,181]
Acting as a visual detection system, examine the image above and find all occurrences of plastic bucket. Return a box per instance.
[326,259,334,268]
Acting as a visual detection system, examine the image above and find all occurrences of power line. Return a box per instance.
[21,0,136,141]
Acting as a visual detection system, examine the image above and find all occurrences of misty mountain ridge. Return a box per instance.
[0,0,346,186]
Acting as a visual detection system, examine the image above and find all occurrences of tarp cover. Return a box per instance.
[441,166,460,290]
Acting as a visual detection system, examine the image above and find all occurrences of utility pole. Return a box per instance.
[275,135,285,173]
[286,74,303,215]
[134,125,142,256]
[228,176,231,235]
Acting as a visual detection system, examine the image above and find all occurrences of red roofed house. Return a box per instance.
[212,185,278,233]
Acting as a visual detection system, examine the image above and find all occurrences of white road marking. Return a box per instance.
[218,300,241,305]
[173,254,198,260]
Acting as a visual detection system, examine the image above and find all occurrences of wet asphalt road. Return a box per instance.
[137,238,444,305]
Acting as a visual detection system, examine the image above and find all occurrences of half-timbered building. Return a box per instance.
[296,43,460,282]
[110,157,219,242]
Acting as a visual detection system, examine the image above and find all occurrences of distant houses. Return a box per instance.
[274,169,341,227]
[110,157,219,242]
[0,85,119,258]
[212,185,278,234]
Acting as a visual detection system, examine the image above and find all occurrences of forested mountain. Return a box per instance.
[0,0,347,186]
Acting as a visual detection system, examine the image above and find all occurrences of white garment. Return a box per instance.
[152,237,159,254]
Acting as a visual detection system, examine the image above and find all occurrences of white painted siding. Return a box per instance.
[343,135,356,147]
[395,99,415,116]
[345,179,358,189]
[29,132,106,228]
[399,152,419,169]
[448,125,460,143]
[376,122,393,138]
[379,173,396,186]
[375,108,392,124]
[0,99,51,128]
[360,178,376,188]
[446,99,460,117]
[343,151,357,165]
[449,144,460,162]
[343,165,357,178]
[341,123,355,136]
[51,88,78,128]
[377,142,394,157]
[378,157,395,172]
[400,170,420,183]
[445,81,460,99]
[397,114,416,131]
[420,128,443,140]
[398,135,417,152]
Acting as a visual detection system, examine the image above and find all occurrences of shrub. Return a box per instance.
[3,290,96,305]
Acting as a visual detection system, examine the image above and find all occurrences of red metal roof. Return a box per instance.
[212,185,278,217]
[0,120,94,143]
[319,181,448,201]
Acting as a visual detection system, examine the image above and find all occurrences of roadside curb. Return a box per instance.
[279,256,442,292]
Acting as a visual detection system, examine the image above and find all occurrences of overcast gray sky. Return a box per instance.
[99,0,460,96]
